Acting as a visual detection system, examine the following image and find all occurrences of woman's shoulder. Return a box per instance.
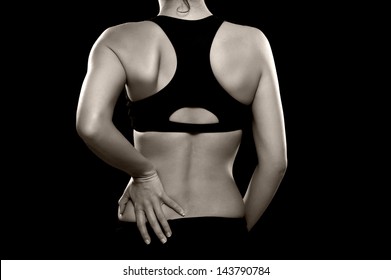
[218,20,270,51]
[96,20,161,46]
[224,21,267,42]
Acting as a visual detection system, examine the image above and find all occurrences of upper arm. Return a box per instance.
[76,28,127,133]
[251,30,287,166]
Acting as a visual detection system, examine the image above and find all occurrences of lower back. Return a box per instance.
[122,130,246,220]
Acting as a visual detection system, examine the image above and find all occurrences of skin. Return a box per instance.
[76,0,287,246]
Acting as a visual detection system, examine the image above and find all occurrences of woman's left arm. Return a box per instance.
[244,29,288,230]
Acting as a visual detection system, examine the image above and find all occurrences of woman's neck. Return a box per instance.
[158,0,212,20]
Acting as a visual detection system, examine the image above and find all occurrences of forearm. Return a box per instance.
[244,163,286,230]
[79,122,155,177]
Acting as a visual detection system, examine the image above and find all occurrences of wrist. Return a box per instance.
[128,160,156,178]
[132,170,158,183]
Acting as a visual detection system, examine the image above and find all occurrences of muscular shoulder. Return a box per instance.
[218,21,271,59]
[93,20,161,52]
[220,21,275,76]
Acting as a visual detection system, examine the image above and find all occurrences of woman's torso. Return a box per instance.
[109,16,263,221]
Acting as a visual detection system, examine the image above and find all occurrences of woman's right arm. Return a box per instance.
[76,29,152,177]
[76,28,184,244]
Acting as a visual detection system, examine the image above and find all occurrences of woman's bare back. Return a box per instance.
[100,17,264,221]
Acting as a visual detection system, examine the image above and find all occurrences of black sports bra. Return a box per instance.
[126,15,252,133]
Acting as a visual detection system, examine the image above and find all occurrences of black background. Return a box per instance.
[3,1,389,260]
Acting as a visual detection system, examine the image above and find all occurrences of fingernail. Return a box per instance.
[145,239,151,245]
[160,237,167,244]
[166,232,172,238]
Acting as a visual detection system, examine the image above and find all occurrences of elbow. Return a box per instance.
[279,157,288,176]
[260,152,288,177]
[271,156,288,177]
[76,116,103,143]
[279,151,288,173]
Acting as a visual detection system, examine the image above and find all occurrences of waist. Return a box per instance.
[134,130,242,172]
[119,180,245,222]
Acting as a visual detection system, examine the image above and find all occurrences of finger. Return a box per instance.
[162,194,186,217]
[117,206,123,220]
[118,195,128,215]
[144,208,168,244]
[153,202,172,238]
[136,209,151,245]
